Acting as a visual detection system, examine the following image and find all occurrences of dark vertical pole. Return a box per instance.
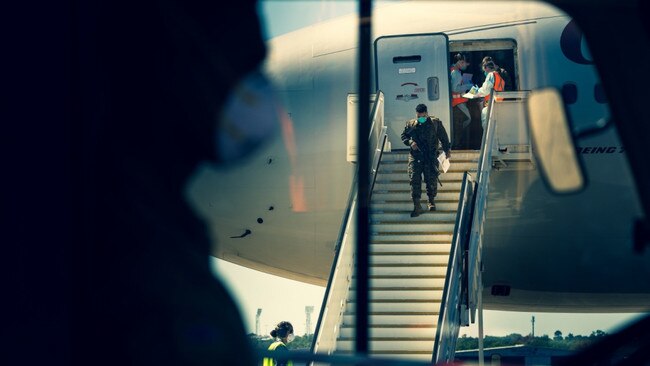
[355,0,372,357]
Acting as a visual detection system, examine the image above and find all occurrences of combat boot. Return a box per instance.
[427,197,436,211]
[410,199,423,217]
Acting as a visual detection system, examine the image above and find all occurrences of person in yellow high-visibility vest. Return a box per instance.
[263,321,294,366]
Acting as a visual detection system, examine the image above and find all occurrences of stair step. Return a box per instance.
[369,265,448,276]
[375,173,473,183]
[333,350,434,361]
[351,286,444,291]
[342,314,439,326]
[375,172,470,182]
[372,191,462,201]
[346,300,442,312]
[385,148,481,153]
[372,198,459,205]
[373,231,453,239]
[378,161,478,171]
[338,337,436,341]
[371,236,452,243]
[377,167,478,177]
[373,201,459,211]
[351,277,446,287]
[371,211,457,222]
[348,289,443,300]
[372,232,453,242]
[383,151,481,159]
[371,243,452,252]
[373,180,464,191]
[338,326,437,339]
[335,339,435,352]
[356,273,447,278]
[344,311,440,316]
[380,154,479,162]
[381,150,480,162]
[369,253,450,264]
[372,221,455,233]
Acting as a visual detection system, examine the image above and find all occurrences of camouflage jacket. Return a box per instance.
[400,116,451,160]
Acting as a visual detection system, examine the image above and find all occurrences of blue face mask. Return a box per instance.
[417,116,427,123]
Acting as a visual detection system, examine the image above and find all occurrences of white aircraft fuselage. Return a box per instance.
[187,1,650,312]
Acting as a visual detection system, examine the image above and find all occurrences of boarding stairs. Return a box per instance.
[334,150,480,361]
[312,90,531,364]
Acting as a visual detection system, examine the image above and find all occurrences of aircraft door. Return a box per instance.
[374,34,451,146]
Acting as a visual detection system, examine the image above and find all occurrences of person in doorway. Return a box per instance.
[450,53,472,149]
[478,59,506,129]
[482,56,512,90]
[263,321,295,366]
[481,56,497,69]
[401,104,451,217]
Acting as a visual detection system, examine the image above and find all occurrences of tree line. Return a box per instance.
[456,330,608,351]
[248,330,607,353]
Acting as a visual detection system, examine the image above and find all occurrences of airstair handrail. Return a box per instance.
[466,94,500,323]
[368,91,388,195]
[432,172,476,364]
[311,91,386,354]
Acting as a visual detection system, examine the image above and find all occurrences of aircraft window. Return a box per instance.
[392,55,422,63]
[594,83,607,104]
[427,77,440,100]
[561,82,578,104]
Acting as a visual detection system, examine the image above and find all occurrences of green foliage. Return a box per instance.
[456,334,478,350]
[290,334,314,350]
[249,330,609,353]
[455,330,608,351]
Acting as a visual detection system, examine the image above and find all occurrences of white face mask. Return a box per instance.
[287,334,295,343]
[215,70,282,164]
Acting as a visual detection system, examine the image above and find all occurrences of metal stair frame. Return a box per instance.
[312,86,528,363]
[311,91,387,355]
[467,91,526,325]
[432,171,476,364]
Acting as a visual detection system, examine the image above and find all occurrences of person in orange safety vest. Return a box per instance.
[477,59,505,129]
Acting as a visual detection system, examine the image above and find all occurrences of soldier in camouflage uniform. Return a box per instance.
[401,104,451,217]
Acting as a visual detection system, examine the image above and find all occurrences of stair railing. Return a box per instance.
[466,94,500,325]
[311,91,387,356]
[432,171,476,364]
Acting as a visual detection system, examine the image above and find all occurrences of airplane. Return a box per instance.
[186,0,650,316]
[6,0,650,364]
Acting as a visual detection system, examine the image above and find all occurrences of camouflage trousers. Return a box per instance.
[407,157,439,200]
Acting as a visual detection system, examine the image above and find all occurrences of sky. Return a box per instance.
[212,257,643,338]
[210,0,645,340]
[211,258,325,336]
[258,0,357,40]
